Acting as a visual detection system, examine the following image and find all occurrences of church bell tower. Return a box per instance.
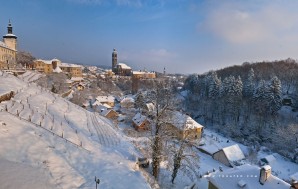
[112,48,117,72]
[3,20,17,51]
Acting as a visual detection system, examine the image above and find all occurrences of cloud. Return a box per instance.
[201,1,298,44]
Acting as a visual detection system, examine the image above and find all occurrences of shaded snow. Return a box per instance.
[0,71,150,189]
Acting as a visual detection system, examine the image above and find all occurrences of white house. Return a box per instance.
[207,164,290,189]
[212,144,245,167]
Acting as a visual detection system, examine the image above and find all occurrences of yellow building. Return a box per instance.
[60,63,83,77]
[33,59,83,77]
[34,59,53,74]
[132,71,156,79]
[0,20,17,70]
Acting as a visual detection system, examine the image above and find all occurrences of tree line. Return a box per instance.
[183,59,298,162]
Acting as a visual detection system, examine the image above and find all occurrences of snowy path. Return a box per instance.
[90,113,120,146]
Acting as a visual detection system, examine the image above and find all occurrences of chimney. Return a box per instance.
[259,165,271,185]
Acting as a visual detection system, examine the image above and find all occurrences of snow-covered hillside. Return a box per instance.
[0,71,150,189]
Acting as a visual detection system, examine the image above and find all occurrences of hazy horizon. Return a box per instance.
[1,0,298,74]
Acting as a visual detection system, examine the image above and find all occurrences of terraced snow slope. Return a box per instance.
[0,71,150,189]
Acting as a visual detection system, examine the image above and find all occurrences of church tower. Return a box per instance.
[112,48,117,72]
[3,20,17,51]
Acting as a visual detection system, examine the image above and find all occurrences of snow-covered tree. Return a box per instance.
[243,68,255,98]
[135,92,146,110]
[146,79,176,180]
[253,79,269,114]
[208,72,221,99]
[268,76,282,115]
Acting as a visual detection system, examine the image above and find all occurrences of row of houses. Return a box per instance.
[82,95,204,141]
[34,59,83,77]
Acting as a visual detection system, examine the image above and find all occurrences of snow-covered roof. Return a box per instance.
[100,109,113,116]
[132,113,148,127]
[60,62,82,68]
[96,96,115,103]
[220,144,245,162]
[4,34,16,37]
[169,111,204,130]
[70,77,83,82]
[92,100,102,106]
[120,97,135,104]
[199,143,222,155]
[53,66,62,73]
[0,41,14,50]
[132,71,155,74]
[35,59,61,65]
[291,172,298,181]
[35,59,52,65]
[51,58,60,62]
[207,164,290,189]
[117,63,131,69]
[145,103,155,112]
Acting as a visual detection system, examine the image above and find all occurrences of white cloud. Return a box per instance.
[202,1,298,44]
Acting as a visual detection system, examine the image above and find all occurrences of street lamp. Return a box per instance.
[95,176,100,189]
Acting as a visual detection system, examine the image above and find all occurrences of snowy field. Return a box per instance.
[18,70,44,83]
[0,71,150,189]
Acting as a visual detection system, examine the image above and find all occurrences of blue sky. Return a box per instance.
[1,0,298,74]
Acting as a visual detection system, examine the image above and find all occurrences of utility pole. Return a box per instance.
[95,176,100,189]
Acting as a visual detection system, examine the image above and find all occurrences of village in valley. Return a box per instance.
[1,1,298,188]
[0,20,297,189]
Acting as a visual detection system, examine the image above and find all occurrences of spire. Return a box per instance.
[7,19,13,34]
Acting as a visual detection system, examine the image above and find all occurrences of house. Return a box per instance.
[132,71,156,79]
[165,111,204,140]
[34,59,53,74]
[33,59,83,77]
[207,164,290,189]
[60,63,83,77]
[95,96,115,107]
[212,144,245,167]
[132,113,150,131]
[100,109,118,119]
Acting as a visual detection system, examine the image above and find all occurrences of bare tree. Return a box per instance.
[16,51,35,68]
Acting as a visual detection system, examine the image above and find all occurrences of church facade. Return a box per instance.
[0,20,17,70]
